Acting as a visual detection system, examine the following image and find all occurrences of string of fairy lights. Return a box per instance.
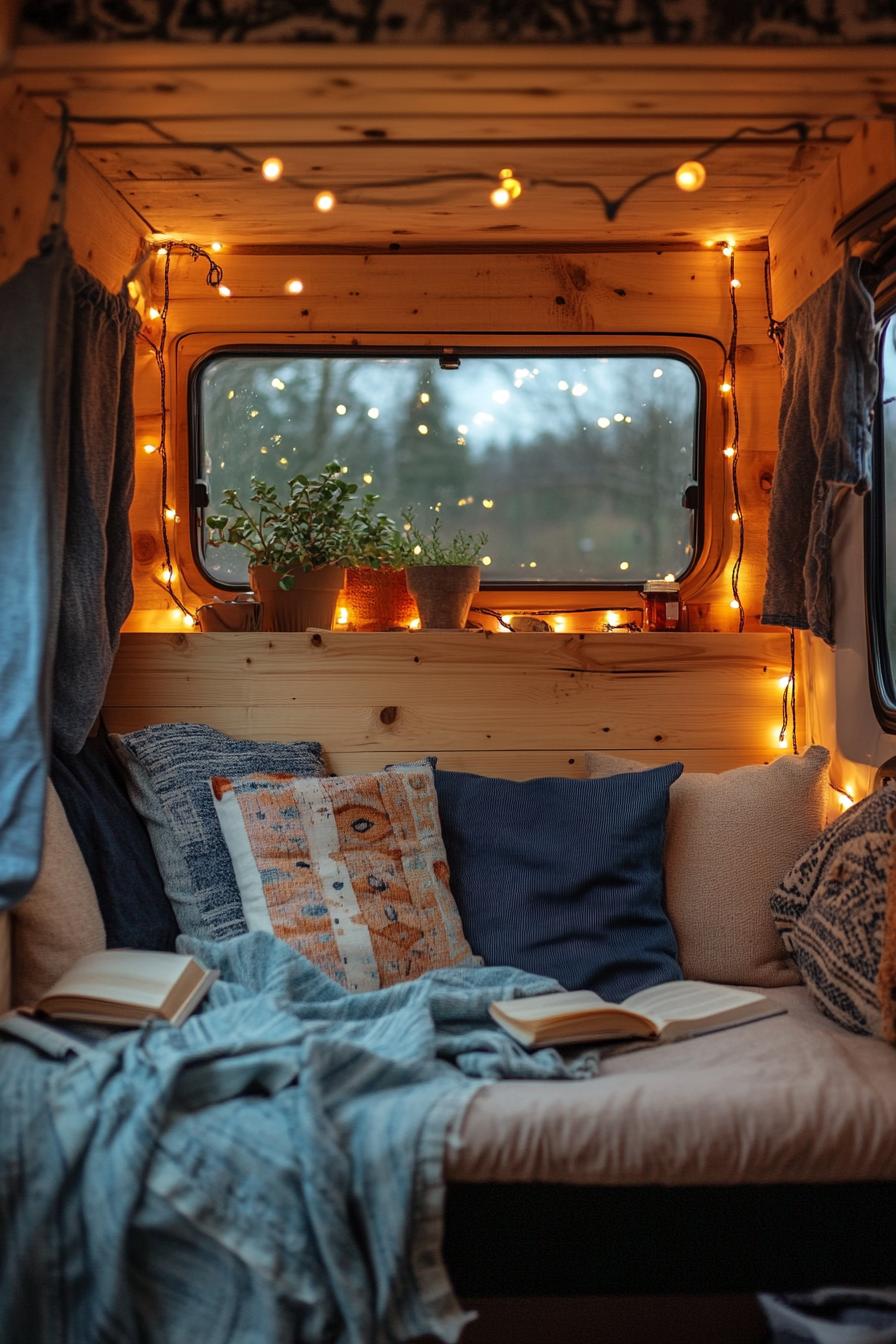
[98,100,801,743]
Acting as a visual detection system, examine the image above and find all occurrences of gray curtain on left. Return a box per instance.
[0,233,138,911]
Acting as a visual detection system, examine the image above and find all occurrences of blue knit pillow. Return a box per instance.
[432,764,683,1000]
[109,724,326,940]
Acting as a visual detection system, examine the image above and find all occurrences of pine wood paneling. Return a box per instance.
[103,631,800,772]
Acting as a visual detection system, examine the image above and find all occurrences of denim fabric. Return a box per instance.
[0,931,596,1344]
[110,725,326,940]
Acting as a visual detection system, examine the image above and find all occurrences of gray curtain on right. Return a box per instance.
[761,257,878,646]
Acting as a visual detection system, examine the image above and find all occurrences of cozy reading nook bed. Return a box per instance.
[4,17,896,1344]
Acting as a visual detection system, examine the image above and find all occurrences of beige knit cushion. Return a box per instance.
[583,747,831,987]
[11,780,106,1006]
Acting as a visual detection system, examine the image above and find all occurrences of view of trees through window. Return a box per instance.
[196,351,700,586]
[882,320,896,676]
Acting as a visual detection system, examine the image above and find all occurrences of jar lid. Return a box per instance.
[642,580,680,593]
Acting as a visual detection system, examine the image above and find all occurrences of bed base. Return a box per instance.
[444,1181,896,1295]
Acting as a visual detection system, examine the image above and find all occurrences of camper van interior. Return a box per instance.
[2,8,896,1342]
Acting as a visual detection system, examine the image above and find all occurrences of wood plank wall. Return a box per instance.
[128,247,783,635]
[104,630,801,778]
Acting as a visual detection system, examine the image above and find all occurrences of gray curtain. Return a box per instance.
[0,231,139,911]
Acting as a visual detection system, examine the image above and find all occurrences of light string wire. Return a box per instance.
[137,241,224,626]
[471,605,643,631]
[762,255,797,751]
[60,114,856,224]
[727,248,745,633]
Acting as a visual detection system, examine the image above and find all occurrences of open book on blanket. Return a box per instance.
[489,981,782,1049]
[19,950,218,1028]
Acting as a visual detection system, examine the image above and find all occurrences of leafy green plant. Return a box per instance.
[397,509,488,566]
[206,462,401,590]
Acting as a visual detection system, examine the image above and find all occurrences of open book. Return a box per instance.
[489,980,782,1049]
[22,950,219,1028]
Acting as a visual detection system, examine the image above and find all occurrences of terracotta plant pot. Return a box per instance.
[404,565,480,630]
[248,564,347,632]
[345,566,418,631]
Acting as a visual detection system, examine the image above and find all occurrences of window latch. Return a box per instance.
[682,483,699,511]
[194,479,210,510]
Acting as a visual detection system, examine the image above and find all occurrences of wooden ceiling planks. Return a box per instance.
[13,45,891,248]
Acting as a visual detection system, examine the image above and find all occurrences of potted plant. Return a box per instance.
[397,510,488,630]
[206,462,371,632]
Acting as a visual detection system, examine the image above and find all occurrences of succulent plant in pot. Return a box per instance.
[206,462,377,632]
[397,510,488,630]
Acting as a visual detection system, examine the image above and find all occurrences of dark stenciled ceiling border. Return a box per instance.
[18,0,896,45]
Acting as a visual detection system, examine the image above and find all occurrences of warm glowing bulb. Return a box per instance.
[165,507,176,520]
[157,246,167,257]
[720,381,732,393]
[482,499,494,509]
[553,616,566,632]
[218,284,231,297]
[502,177,522,199]
[183,614,195,627]
[481,556,491,566]
[664,573,675,582]
[499,167,514,179]
[336,404,347,415]
[775,733,789,749]
[211,241,222,252]
[409,617,421,630]
[675,160,707,192]
[606,611,620,627]
[336,607,349,626]
[262,157,283,181]
[420,393,430,403]
[271,378,285,390]
[730,278,741,289]
[723,446,736,457]
[143,443,157,454]
[286,279,304,294]
[491,186,511,208]
[161,567,173,583]
[722,245,734,257]
[731,511,740,521]
[149,307,160,320]
[778,676,791,688]
[314,191,336,212]
[413,545,422,555]
[418,424,428,435]
[729,599,740,609]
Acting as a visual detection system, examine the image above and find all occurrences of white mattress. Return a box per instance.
[447,985,896,1186]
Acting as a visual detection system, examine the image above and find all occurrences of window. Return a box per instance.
[192,349,701,588]
[869,316,896,725]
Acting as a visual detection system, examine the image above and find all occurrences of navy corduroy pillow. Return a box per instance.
[433,764,683,1001]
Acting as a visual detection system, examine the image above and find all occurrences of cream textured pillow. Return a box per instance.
[11,780,106,1006]
[583,747,830,987]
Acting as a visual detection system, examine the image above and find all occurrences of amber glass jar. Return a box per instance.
[641,580,681,632]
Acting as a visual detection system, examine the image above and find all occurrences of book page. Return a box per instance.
[38,951,193,1011]
[489,990,608,1023]
[621,980,765,1027]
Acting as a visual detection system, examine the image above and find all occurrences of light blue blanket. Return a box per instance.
[0,932,598,1344]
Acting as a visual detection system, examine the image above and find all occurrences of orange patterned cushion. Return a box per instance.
[210,763,477,991]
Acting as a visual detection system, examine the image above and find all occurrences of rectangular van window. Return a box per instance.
[870,316,896,724]
[193,350,701,588]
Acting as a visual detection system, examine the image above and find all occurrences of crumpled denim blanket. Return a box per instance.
[0,932,597,1344]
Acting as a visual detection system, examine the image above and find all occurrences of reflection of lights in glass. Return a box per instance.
[625,416,632,423]
[529,561,537,568]
[653,369,663,378]
[271,378,285,390]
[363,473,373,484]
[571,383,587,396]
[280,457,288,464]
[619,561,629,571]
[413,545,422,555]
[417,424,428,435]
[558,381,569,390]
[420,393,430,403]
[458,424,468,434]
[597,417,610,428]
[482,499,494,509]
[613,413,624,422]
[473,412,494,426]
[367,407,379,419]
[664,573,675,581]
[492,389,510,404]
[481,556,491,565]
[228,390,234,399]
[336,404,346,415]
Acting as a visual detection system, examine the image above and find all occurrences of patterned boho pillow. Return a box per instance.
[210,761,478,992]
[771,786,896,1037]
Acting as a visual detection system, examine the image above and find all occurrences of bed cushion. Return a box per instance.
[51,728,179,951]
[110,724,326,941]
[432,764,683,1000]
[584,748,830,987]
[211,761,477,991]
[448,983,896,1187]
[11,780,106,1006]
[771,785,896,1037]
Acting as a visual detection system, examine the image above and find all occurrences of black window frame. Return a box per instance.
[188,341,707,594]
[867,308,896,732]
